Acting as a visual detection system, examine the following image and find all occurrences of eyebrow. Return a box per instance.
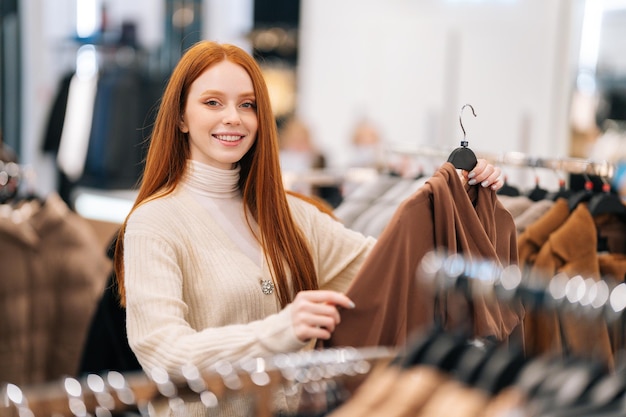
[199,89,256,98]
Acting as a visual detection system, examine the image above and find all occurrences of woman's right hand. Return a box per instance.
[290,290,355,342]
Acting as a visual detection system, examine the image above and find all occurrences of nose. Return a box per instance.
[222,105,241,125]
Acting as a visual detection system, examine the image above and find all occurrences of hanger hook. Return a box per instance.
[459,104,477,142]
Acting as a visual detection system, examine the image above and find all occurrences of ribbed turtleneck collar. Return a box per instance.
[182,159,240,198]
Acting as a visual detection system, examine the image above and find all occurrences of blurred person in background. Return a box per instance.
[348,118,386,171]
[279,115,343,207]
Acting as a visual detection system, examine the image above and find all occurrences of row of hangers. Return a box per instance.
[404,103,625,221]
[0,347,394,417]
[417,250,626,338]
[0,160,20,205]
[0,160,42,208]
[402,250,626,416]
[345,322,624,417]
[326,248,626,416]
[498,170,625,217]
[393,103,619,194]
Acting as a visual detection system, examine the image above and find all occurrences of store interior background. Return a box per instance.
[1,0,625,224]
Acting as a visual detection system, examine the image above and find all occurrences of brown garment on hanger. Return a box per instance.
[326,162,523,349]
[598,253,626,356]
[497,195,534,219]
[514,199,555,236]
[329,365,447,417]
[525,203,614,366]
[517,197,570,272]
[0,193,110,385]
[598,253,626,282]
[326,362,404,417]
[516,197,570,359]
[595,213,626,255]
[482,386,530,417]
[417,380,491,417]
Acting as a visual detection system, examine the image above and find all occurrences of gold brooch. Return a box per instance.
[260,279,275,295]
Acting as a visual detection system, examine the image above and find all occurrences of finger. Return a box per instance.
[481,166,501,187]
[473,158,487,172]
[470,163,502,187]
[295,311,337,328]
[314,327,333,340]
[292,316,336,342]
[467,159,487,179]
[315,315,338,332]
[293,323,332,342]
[298,303,342,324]
[467,160,487,185]
[304,326,333,341]
[484,166,502,188]
[490,176,504,191]
[473,164,495,184]
[297,290,356,310]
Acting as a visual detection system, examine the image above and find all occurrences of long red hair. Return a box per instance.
[114,41,318,307]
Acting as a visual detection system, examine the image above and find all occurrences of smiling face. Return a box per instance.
[180,59,258,170]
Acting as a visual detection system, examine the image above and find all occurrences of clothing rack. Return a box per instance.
[0,346,395,417]
[415,248,626,403]
[282,167,380,187]
[320,251,626,417]
[389,145,616,179]
[418,250,625,335]
[0,160,39,204]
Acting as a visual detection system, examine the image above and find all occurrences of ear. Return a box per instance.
[179,115,189,133]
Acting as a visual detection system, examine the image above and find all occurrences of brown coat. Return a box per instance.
[524,203,614,366]
[0,193,110,385]
[517,197,570,272]
[326,162,524,349]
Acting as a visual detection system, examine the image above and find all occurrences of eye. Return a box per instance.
[205,99,220,107]
[241,101,257,110]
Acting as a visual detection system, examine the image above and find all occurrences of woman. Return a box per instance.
[114,40,502,416]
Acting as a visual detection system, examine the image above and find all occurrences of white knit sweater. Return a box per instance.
[123,160,375,416]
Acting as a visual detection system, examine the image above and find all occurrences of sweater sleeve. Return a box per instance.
[287,196,377,293]
[123,200,308,382]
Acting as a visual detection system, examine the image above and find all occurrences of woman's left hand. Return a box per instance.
[464,158,503,191]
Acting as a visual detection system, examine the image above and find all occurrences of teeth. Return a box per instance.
[215,135,242,142]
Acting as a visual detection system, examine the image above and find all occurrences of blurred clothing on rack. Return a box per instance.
[41,56,164,208]
[78,233,142,376]
[0,192,110,385]
[517,195,626,367]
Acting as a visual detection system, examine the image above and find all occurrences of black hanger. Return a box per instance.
[447,104,478,171]
[529,357,607,415]
[398,326,446,368]
[512,354,563,399]
[451,340,496,385]
[526,175,549,201]
[588,180,626,217]
[568,177,594,211]
[548,178,572,201]
[534,361,619,417]
[496,174,521,197]
[417,331,474,372]
[472,342,527,396]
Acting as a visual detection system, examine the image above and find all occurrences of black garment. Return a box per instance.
[41,72,73,153]
[79,67,163,190]
[41,72,76,207]
[78,233,141,376]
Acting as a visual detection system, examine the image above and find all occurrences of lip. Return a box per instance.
[212,133,245,144]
